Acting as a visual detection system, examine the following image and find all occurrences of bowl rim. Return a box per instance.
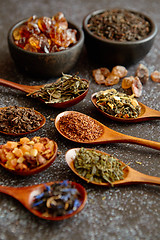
[83,8,157,45]
[8,17,84,56]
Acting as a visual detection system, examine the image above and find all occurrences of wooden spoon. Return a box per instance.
[55,111,160,150]
[0,181,87,220]
[65,148,160,186]
[91,92,160,122]
[0,141,58,176]
[0,106,46,136]
[0,78,89,108]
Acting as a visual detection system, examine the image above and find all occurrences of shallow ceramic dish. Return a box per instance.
[83,8,157,66]
[8,19,84,77]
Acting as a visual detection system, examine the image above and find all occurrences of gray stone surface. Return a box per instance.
[0,0,159,240]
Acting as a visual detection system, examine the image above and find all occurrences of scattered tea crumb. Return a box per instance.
[50,118,55,122]
[136,161,142,165]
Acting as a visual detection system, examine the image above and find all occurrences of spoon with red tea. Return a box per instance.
[0,181,87,220]
[0,77,89,108]
[0,138,58,176]
[55,111,160,150]
[91,92,160,123]
[0,106,46,136]
[65,148,160,186]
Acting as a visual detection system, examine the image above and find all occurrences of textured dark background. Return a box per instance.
[0,0,159,240]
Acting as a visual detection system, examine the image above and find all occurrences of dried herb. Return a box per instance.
[0,106,43,134]
[88,9,151,42]
[95,89,141,118]
[28,73,89,104]
[58,112,103,142]
[32,180,82,217]
[74,148,125,186]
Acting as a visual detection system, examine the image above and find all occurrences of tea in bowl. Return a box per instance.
[83,8,157,67]
[8,13,84,77]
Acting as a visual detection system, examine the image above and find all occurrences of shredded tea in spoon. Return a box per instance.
[94,89,141,118]
[0,106,43,134]
[32,180,82,217]
[28,73,89,104]
[74,147,126,186]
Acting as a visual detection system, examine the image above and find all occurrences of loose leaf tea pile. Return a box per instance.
[74,148,126,186]
[28,73,89,104]
[32,181,82,217]
[0,106,43,134]
[58,112,103,142]
[95,89,141,118]
[88,9,151,42]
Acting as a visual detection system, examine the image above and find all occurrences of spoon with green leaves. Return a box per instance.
[65,148,160,187]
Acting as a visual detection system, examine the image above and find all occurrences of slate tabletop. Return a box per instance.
[0,0,159,240]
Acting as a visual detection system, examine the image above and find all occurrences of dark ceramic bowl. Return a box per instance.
[8,19,84,77]
[83,9,157,67]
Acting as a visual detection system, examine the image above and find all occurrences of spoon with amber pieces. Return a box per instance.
[91,92,160,123]
[0,77,89,108]
[0,138,58,176]
[0,106,46,136]
[55,111,160,150]
[65,148,160,186]
[0,181,87,220]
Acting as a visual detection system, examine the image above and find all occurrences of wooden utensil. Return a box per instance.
[0,181,87,220]
[55,111,160,150]
[0,141,58,176]
[65,148,160,186]
[0,78,89,108]
[0,106,46,136]
[91,92,160,122]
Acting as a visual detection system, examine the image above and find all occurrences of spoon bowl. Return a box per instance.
[0,181,87,220]
[0,140,58,176]
[0,78,89,108]
[91,92,160,122]
[55,111,160,150]
[0,106,46,136]
[65,148,160,186]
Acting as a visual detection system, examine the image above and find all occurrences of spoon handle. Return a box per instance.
[0,185,21,199]
[141,103,160,119]
[0,78,42,93]
[101,128,160,150]
[126,167,160,186]
[120,134,160,150]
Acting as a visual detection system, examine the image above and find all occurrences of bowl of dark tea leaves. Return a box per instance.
[83,8,157,67]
